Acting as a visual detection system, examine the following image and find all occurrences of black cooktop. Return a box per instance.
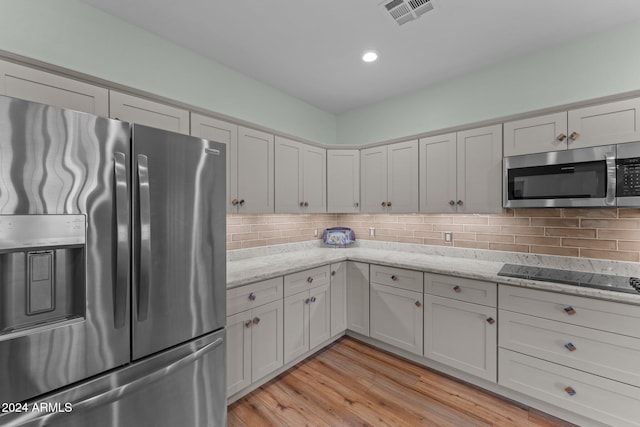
[498,264,640,294]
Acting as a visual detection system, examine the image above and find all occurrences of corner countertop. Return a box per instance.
[227,242,640,305]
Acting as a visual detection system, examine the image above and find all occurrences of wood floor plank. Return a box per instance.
[228,337,575,427]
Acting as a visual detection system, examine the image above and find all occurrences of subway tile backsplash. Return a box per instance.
[227,209,640,262]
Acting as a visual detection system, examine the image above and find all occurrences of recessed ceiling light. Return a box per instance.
[362,51,378,63]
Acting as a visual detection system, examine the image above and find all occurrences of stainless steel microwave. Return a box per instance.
[503,142,640,208]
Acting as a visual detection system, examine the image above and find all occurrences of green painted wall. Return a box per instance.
[337,19,640,145]
[0,0,337,145]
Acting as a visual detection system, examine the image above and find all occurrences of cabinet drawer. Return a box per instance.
[499,310,640,387]
[227,277,283,316]
[499,349,640,427]
[499,285,640,338]
[284,265,331,297]
[370,264,423,293]
[424,273,496,307]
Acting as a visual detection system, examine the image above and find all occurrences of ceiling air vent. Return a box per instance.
[381,0,436,26]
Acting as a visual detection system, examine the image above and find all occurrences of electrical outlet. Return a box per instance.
[369,228,375,237]
[444,232,453,243]
[314,228,318,237]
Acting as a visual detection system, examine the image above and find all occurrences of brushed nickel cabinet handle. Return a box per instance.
[456,200,463,206]
[248,292,256,301]
[307,276,314,284]
[556,133,567,141]
[564,306,576,315]
[305,298,311,304]
[232,198,239,206]
[453,285,461,293]
[245,320,252,328]
[252,317,261,325]
[565,342,577,352]
[311,296,317,303]
[569,132,580,141]
[387,201,392,207]
[381,201,387,207]
[449,200,455,206]
[391,275,398,281]
[304,201,309,207]
[239,199,245,206]
[564,386,576,396]
[415,300,422,307]
[331,270,336,276]
[299,201,304,207]
[486,317,496,325]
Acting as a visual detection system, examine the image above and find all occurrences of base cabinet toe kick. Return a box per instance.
[227,261,640,426]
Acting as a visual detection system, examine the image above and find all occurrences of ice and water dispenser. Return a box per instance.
[0,215,86,334]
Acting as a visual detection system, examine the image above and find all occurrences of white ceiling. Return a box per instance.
[80,0,640,114]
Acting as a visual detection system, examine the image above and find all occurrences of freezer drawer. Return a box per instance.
[0,329,227,427]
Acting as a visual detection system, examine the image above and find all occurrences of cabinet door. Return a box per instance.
[302,144,327,213]
[275,137,302,212]
[419,133,457,213]
[327,150,360,213]
[226,311,251,397]
[568,98,640,149]
[347,262,370,336]
[283,292,310,364]
[0,60,109,116]
[360,146,388,212]
[251,300,284,382]
[190,113,238,213]
[109,91,189,134]
[503,112,568,156]
[456,124,502,213]
[424,295,497,382]
[237,127,274,213]
[387,140,419,213]
[330,262,347,336]
[309,284,331,350]
[370,283,423,355]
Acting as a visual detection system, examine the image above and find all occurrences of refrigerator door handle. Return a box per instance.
[113,152,129,329]
[4,337,224,427]
[137,154,152,322]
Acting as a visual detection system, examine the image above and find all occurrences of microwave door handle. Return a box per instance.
[605,152,616,206]
[137,154,152,321]
[113,152,129,329]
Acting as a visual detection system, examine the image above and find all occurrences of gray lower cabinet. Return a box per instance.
[283,266,332,363]
[369,265,423,355]
[330,262,347,336]
[346,261,370,336]
[423,273,497,382]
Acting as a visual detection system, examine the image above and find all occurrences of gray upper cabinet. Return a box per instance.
[504,98,640,156]
[456,125,503,213]
[110,91,189,134]
[361,140,418,213]
[275,137,326,213]
[327,150,360,213]
[419,133,457,213]
[0,59,108,116]
[420,125,502,213]
[190,113,238,213]
[237,127,275,213]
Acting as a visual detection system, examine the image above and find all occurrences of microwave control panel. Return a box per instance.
[617,157,640,197]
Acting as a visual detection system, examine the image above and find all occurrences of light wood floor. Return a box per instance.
[227,337,575,427]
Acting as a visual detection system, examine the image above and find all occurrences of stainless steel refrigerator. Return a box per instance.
[0,95,226,426]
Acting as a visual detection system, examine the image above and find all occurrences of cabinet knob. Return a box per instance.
[311,296,317,303]
[304,201,309,207]
[248,292,256,301]
[569,131,580,141]
[300,201,305,207]
[331,270,336,276]
[244,320,252,328]
[564,342,577,352]
[453,285,462,293]
[486,317,496,325]
[449,200,456,206]
[305,298,311,304]
[231,198,239,206]
[307,276,314,284]
[354,202,359,208]
[239,199,245,206]
[381,201,387,207]
[252,317,261,325]
[387,201,392,207]
[564,386,576,396]
[564,306,576,315]
[391,275,398,281]
[556,133,567,142]
[414,300,422,307]
[456,200,463,206]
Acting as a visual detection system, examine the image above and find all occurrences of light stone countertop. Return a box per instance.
[227,241,640,305]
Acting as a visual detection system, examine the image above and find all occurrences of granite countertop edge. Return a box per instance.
[227,247,640,305]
